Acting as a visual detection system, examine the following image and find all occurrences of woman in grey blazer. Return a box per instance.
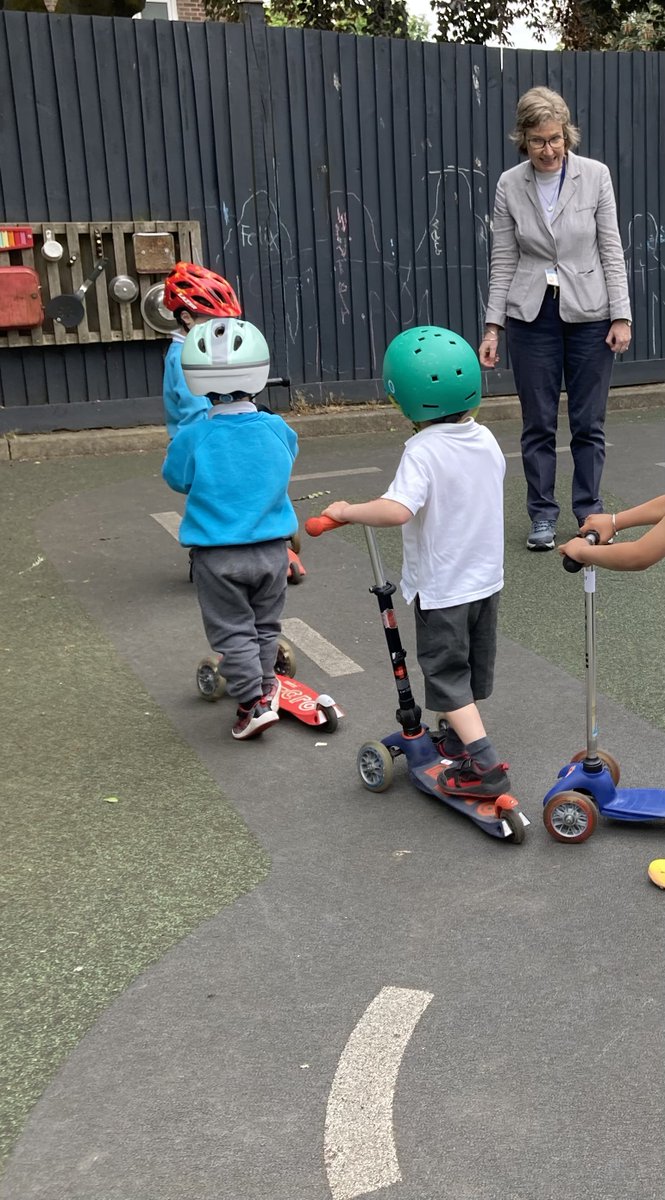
[480,87,632,551]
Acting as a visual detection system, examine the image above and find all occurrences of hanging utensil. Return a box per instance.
[108,274,139,303]
[41,229,64,262]
[44,257,109,328]
[140,281,177,334]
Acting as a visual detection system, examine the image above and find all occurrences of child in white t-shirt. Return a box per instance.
[322,325,510,799]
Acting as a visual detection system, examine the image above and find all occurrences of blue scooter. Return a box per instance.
[306,514,529,844]
[543,532,665,841]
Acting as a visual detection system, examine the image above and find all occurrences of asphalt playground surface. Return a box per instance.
[2,408,665,1199]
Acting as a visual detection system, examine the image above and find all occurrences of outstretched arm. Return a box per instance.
[321,498,413,527]
[560,513,665,571]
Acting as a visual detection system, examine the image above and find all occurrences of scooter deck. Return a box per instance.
[547,762,665,821]
[411,761,521,839]
[380,728,526,840]
[277,674,343,727]
[601,788,665,821]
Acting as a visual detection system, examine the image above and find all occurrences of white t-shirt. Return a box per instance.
[382,419,505,609]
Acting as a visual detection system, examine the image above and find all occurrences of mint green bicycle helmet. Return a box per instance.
[182,317,270,397]
[382,326,481,422]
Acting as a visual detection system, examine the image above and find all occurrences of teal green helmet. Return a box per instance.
[182,317,270,397]
[382,326,481,422]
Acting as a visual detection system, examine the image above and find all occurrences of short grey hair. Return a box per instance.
[510,86,581,153]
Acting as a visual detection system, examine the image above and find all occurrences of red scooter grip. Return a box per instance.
[305,514,347,537]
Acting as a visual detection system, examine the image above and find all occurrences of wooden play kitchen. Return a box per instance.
[0,219,202,349]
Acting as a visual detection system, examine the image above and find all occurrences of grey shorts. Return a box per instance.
[414,591,500,713]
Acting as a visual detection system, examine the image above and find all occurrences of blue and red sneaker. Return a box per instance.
[437,758,511,799]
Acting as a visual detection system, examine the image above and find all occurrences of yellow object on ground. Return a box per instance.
[647,859,665,889]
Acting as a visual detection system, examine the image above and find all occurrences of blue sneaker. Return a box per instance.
[526,519,556,551]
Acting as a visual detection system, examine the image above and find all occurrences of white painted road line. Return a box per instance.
[281,617,363,677]
[324,986,434,1200]
[291,467,382,482]
[151,511,182,539]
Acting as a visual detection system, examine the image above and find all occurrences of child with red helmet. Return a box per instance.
[162,262,242,439]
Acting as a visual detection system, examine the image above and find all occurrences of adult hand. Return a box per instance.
[579,513,614,543]
[606,320,631,353]
[479,334,500,367]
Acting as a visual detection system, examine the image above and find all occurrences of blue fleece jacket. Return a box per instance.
[162,406,299,547]
[162,336,211,439]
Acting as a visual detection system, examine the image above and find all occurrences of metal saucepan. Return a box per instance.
[108,274,139,303]
[140,282,178,334]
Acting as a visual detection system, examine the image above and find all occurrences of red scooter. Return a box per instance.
[196,636,342,733]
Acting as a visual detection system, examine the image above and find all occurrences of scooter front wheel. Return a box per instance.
[196,656,226,702]
[357,742,394,793]
[543,791,599,843]
[570,748,620,786]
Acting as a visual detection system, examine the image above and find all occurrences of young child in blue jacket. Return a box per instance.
[162,262,242,439]
[162,316,298,741]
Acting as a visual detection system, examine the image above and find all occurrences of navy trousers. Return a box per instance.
[507,288,614,524]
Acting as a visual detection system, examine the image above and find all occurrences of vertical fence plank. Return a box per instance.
[1,11,664,427]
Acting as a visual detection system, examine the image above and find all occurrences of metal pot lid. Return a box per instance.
[140,282,177,333]
[109,274,139,303]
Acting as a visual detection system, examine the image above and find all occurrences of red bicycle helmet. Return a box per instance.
[163,262,242,319]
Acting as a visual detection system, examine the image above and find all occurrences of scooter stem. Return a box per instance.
[364,525,388,588]
[583,565,600,763]
[363,526,422,734]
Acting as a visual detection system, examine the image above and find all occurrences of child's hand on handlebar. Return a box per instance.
[558,536,590,564]
[322,500,352,524]
[579,513,614,543]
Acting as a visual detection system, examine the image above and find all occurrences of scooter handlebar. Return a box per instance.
[562,529,600,573]
[304,514,347,537]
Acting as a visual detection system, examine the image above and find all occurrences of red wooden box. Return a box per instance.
[0,265,43,329]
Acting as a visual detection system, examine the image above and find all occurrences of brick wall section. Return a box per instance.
[43,1,206,13]
[175,0,207,18]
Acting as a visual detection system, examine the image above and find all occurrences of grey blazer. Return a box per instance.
[484,151,631,328]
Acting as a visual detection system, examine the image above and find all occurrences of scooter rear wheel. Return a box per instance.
[317,704,339,733]
[570,748,620,786]
[275,637,297,678]
[357,742,394,792]
[196,656,226,702]
[543,791,599,843]
[501,808,526,844]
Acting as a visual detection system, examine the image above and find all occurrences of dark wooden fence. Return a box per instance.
[1,10,664,432]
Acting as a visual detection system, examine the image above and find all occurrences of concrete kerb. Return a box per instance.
[2,383,665,462]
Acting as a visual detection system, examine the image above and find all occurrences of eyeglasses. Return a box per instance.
[527,134,565,150]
